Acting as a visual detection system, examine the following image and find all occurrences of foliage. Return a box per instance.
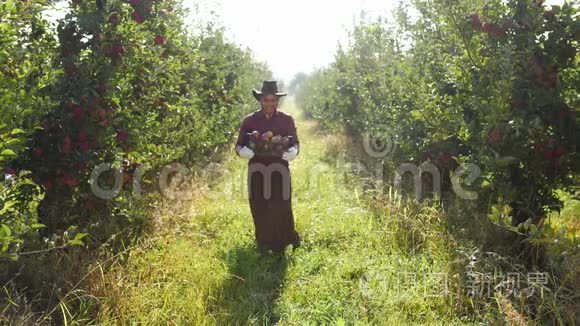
[1,0,269,259]
[297,0,579,230]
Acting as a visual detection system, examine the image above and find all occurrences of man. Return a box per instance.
[235,80,301,254]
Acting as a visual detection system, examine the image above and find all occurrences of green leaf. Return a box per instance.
[10,128,25,136]
[495,156,518,167]
[4,138,21,147]
[74,232,87,241]
[0,149,16,157]
[1,224,11,237]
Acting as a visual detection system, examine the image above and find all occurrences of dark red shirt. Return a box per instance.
[235,108,299,163]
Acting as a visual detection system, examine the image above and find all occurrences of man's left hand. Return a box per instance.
[282,146,298,161]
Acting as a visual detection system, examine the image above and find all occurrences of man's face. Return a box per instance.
[260,95,279,114]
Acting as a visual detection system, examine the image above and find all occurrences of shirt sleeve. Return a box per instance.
[235,115,251,149]
[288,116,300,154]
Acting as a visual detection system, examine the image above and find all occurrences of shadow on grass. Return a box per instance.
[212,245,289,325]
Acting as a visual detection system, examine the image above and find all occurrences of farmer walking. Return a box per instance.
[235,80,301,254]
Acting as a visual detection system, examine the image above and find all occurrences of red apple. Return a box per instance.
[73,106,83,121]
[546,69,557,86]
[62,136,72,154]
[534,64,544,80]
[116,130,129,142]
[487,129,502,144]
[42,179,52,191]
[32,147,43,157]
[108,13,119,25]
[123,172,132,184]
[77,131,88,142]
[84,200,96,210]
[112,44,125,55]
[5,168,17,176]
[469,13,482,29]
[131,11,144,23]
[491,25,506,37]
[481,22,493,33]
[63,174,78,187]
[154,35,165,45]
[78,141,89,152]
[97,108,107,120]
[64,64,76,74]
[97,83,107,95]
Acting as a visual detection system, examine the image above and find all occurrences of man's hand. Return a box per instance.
[282,145,298,162]
[237,146,255,160]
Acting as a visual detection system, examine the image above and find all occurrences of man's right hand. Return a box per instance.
[237,146,255,160]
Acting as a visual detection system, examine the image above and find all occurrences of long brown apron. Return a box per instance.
[247,156,300,253]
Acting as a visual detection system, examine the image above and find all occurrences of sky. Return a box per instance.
[185,0,566,84]
[184,0,401,84]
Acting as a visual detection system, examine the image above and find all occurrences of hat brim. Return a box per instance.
[252,89,287,101]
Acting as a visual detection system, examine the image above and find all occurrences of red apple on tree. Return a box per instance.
[64,64,77,74]
[97,83,107,95]
[132,11,144,23]
[32,147,43,157]
[544,9,555,20]
[97,108,107,120]
[63,174,78,187]
[5,168,17,176]
[468,13,481,29]
[116,130,129,142]
[111,44,125,56]
[491,25,506,37]
[42,179,52,191]
[487,129,502,145]
[62,136,72,154]
[108,13,119,25]
[435,151,455,170]
[78,141,90,152]
[481,22,493,33]
[73,106,84,121]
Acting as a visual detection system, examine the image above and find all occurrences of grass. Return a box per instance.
[87,99,578,325]
[90,100,467,325]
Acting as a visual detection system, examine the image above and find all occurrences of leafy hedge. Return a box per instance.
[1,0,270,260]
[297,0,578,231]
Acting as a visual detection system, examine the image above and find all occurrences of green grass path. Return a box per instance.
[97,100,468,325]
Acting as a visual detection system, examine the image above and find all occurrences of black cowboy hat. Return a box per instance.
[252,80,287,101]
